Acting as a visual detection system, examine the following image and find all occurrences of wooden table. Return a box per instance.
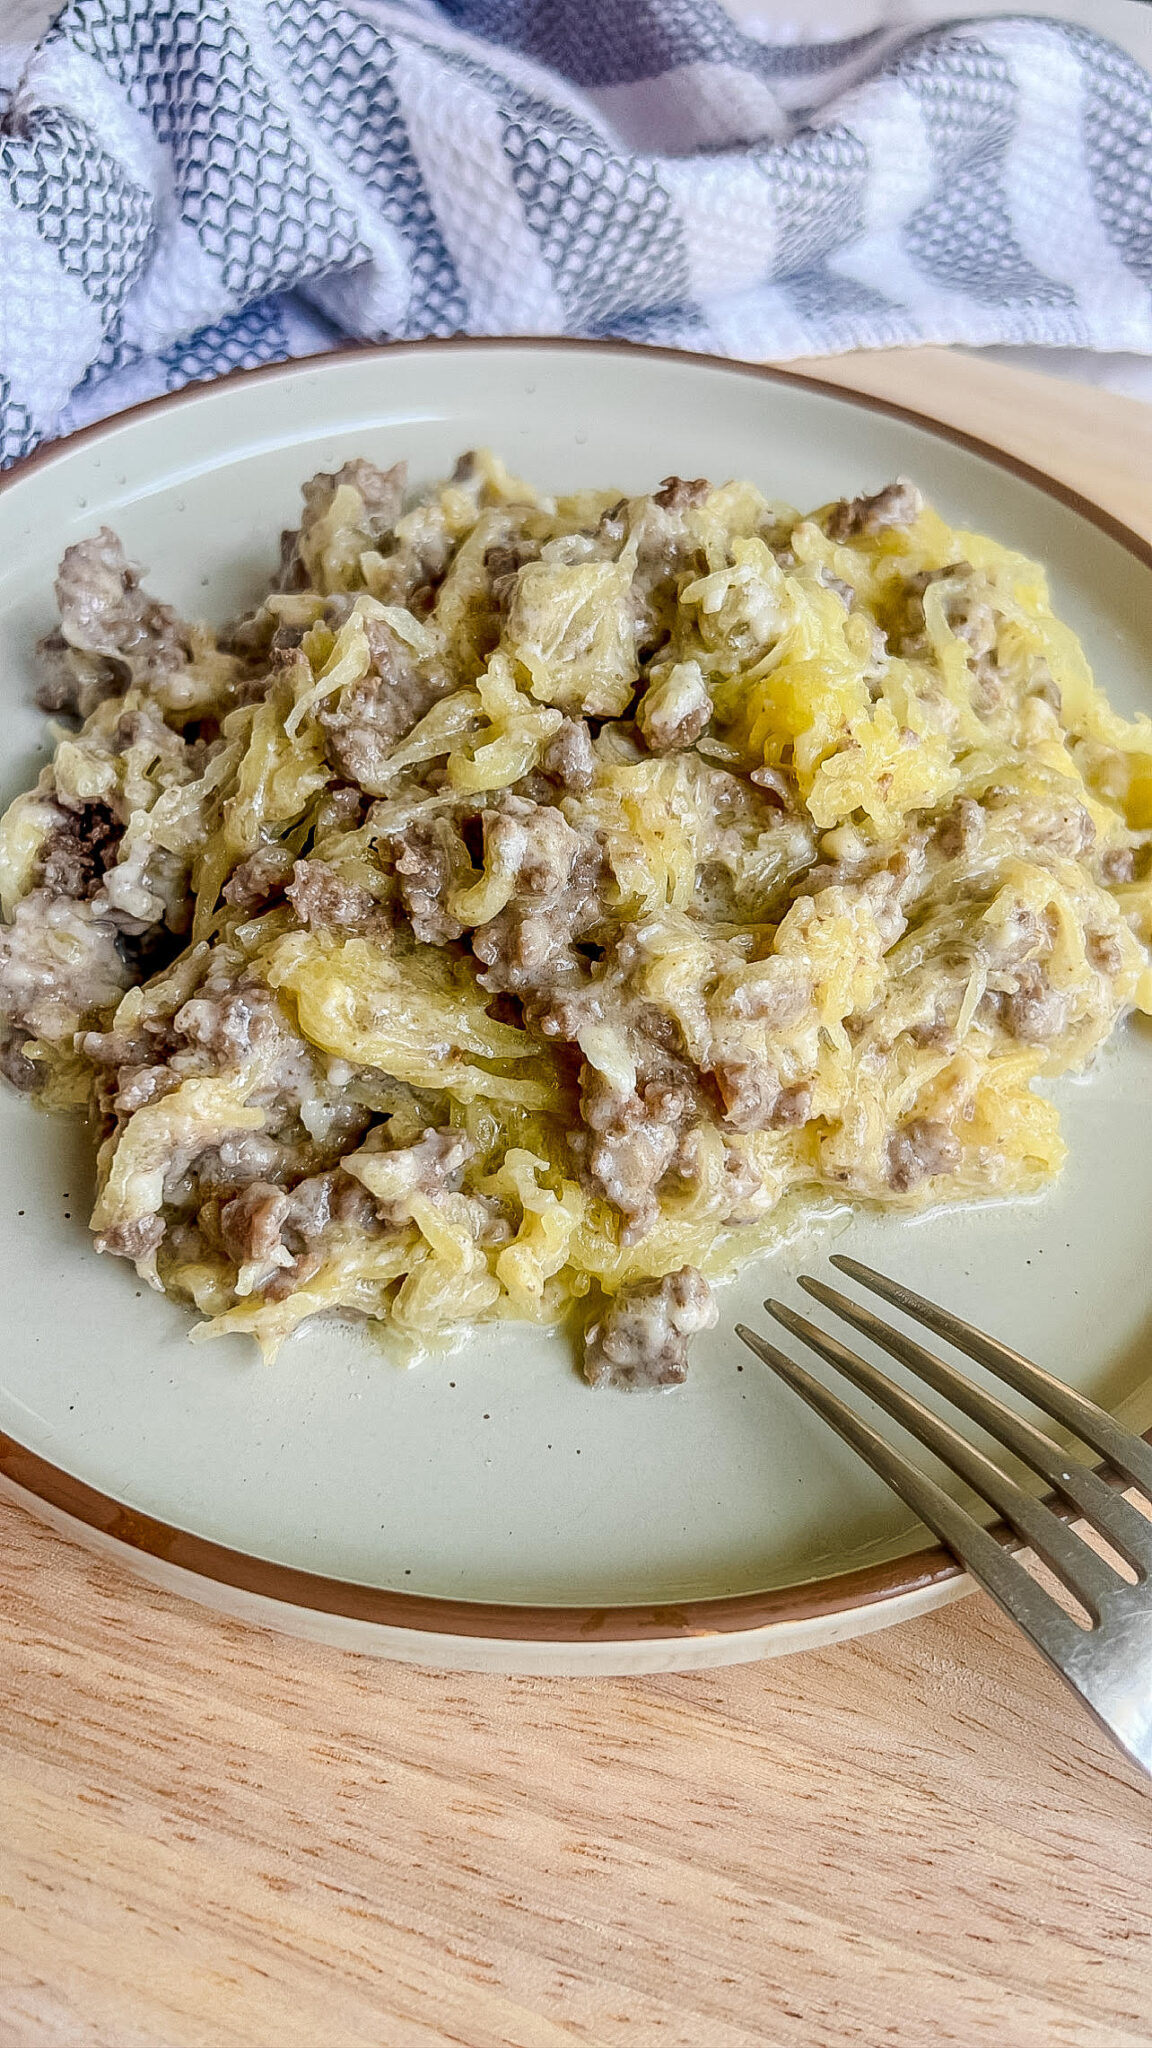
[3,352,1151,2048]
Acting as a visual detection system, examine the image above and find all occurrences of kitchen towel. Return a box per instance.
[1,0,1150,464]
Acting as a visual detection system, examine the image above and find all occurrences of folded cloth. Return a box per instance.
[1,1,1151,465]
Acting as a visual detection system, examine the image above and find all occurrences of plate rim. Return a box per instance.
[1,332,1148,1646]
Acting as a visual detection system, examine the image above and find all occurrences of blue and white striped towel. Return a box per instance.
[1,1,1151,466]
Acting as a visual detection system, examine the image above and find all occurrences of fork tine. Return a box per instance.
[830,1255,1152,1501]
[764,1300,1122,1618]
[800,1275,1152,1579]
[735,1322,1088,1671]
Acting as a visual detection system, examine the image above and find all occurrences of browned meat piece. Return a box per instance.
[162,973,324,1124]
[278,456,426,598]
[395,1125,474,1188]
[221,1181,291,1264]
[203,1165,381,1288]
[44,529,191,702]
[891,564,996,666]
[390,815,472,945]
[318,618,452,791]
[969,656,1005,715]
[317,684,389,786]
[81,1017,162,1075]
[539,717,595,792]
[473,905,580,994]
[1100,848,1135,885]
[274,525,310,594]
[98,954,373,1234]
[471,801,603,997]
[365,525,457,614]
[766,1081,811,1130]
[579,1067,695,1239]
[713,1062,811,1132]
[689,760,818,923]
[322,594,356,630]
[110,1063,180,1112]
[582,1266,718,1390]
[0,891,129,1053]
[484,799,584,897]
[326,458,407,528]
[187,1133,288,1197]
[285,859,381,931]
[527,986,598,1043]
[627,495,707,653]
[220,599,281,663]
[1002,964,1069,1043]
[281,458,407,583]
[314,784,367,836]
[37,800,122,900]
[281,1173,331,1245]
[265,620,312,659]
[94,1214,165,1261]
[282,1174,334,1245]
[638,661,711,754]
[653,476,710,511]
[34,630,124,720]
[35,631,76,709]
[282,1170,379,1246]
[713,1061,773,1128]
[1086,932,1123,976]
[586,1109,682,1233]
[484,535,541,610]
[223,843,296,914]
[1054,801,1096,858]
[908,1010,955,1051]
[826,480,923,542]
[936,796,985,861]
[174,975,285,1066]
[886,1118,961,1192]
[0,1036,38,1090]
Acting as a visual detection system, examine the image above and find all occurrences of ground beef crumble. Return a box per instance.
[886,1119,961,1193]
[36,800,122,900]
[583,1268,718,1389]
[284,859,382,931]
[826,479,924,541]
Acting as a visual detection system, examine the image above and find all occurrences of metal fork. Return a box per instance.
[737,1255,1152,1777]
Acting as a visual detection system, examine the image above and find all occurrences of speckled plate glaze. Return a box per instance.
[2,340,1152,1674]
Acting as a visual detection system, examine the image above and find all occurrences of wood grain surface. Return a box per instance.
[2,349,1151,2048]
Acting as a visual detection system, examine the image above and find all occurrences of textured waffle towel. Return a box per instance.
[1,1,1151,463]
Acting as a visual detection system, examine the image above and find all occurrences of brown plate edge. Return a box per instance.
[0,332,1147,1645]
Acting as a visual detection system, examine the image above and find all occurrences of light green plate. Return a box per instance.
[2,340,1150,1672]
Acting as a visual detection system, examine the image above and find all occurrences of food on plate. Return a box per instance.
[2,450,1151,1387]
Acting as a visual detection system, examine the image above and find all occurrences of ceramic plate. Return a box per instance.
[2,340,1151,1674]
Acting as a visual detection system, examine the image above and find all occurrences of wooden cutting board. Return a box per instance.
[2,350,1151,2048]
